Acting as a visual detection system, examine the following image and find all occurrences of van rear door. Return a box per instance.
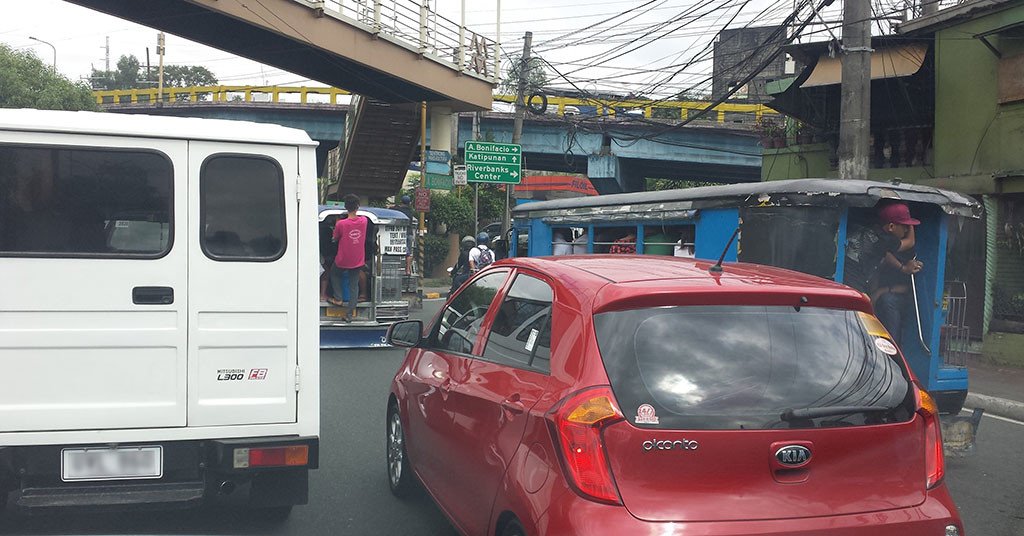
[0,135,187,432]
[187,142,298,426]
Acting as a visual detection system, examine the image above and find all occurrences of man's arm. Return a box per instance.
[897,225,916,252]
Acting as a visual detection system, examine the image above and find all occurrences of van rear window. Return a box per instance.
[0,144,172,257]
[594,306,914,430]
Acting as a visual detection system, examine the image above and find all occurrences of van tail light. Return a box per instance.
[915,386,945,488]
[547,386,623,505]
[233,445,309,469]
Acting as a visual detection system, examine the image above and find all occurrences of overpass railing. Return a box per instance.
[302,0,499,83]
[94,85,353,105]
[94,86,778,124]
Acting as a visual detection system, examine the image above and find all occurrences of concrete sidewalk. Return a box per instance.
[966,355,1024,421]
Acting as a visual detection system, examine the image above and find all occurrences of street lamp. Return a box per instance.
[28,36,56,74]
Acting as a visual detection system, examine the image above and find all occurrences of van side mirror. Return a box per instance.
[387,320,423,348]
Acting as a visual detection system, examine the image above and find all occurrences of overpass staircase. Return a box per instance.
[331,97,421,199]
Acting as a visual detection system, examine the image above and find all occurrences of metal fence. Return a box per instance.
[307,0,499,82]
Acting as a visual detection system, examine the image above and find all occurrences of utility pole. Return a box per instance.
[838,0,871,180]
[104,36,110,74]
[506,31,532,236]
[419,101,427,280]
[156,33,166,106]
[472,111,481,236]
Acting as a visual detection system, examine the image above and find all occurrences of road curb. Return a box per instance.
[966,393,1024,422]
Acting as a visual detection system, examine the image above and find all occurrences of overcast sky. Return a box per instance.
[0,0,897,98]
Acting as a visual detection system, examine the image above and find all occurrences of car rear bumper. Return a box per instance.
[0,436,318,515]
[536,485,964,535]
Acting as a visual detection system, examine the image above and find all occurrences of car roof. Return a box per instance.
[494,255,870,312]
[0,108,317,147]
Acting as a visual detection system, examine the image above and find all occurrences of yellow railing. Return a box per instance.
[94,85,777,123]
[93,85,353,105]
[491,95,778,123]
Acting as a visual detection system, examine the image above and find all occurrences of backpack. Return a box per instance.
[476,246,494,269]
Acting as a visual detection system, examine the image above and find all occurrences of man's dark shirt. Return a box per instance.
[844,226,904,293]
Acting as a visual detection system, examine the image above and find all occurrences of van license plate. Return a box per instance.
[61,446,163,482]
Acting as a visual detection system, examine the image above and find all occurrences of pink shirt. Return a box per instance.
[332,215,368,269]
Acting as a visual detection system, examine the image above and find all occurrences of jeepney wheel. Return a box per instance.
[387,402,416,498]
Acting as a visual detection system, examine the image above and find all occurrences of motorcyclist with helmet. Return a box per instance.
[469,232,495,273]
[449,235,477,296]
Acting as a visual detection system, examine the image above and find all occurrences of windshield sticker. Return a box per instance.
[875,338,898,355]
[524,329,539,352]
[635,404,660,425]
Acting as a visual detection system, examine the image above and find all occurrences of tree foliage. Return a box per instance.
[499,55,548,96]
[0,44,96,111]
[91,54,218,90]
[429,191,474,236]
[162,65,218,87]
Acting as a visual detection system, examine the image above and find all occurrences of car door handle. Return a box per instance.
[133,286,174,305]
[501,394,525,414]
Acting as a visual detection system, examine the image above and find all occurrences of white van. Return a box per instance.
[0,109,319,519]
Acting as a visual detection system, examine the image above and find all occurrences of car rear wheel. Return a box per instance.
[387,403,416,497]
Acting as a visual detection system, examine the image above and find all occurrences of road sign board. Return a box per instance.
[465,141,522,184]
[414,187,430,212]
[425,173,454,190]
[466,163,521,184]
[425,149,451,163]
[425,161,451,175]
[465,152,521,165]
[454,165,467,186]
[465,141,521,155]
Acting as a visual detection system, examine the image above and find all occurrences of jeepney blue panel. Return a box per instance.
[834,212,849,282]
[528,219,554,257]
[321,326,391,349]
[695,208,739,261]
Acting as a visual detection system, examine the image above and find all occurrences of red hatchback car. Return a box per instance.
[385,256,963,536]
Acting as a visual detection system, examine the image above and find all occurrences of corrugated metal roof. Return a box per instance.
[512,179,981,218]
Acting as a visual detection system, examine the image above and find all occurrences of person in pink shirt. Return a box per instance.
[329,194,368,321]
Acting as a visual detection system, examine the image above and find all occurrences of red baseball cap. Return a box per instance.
[878,202,920,226]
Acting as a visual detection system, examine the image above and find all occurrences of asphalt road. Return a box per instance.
[2,298,1022,535]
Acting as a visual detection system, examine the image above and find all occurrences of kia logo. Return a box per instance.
[776,445,811,466]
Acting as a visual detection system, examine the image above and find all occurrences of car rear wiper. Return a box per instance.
[780,406,893,421]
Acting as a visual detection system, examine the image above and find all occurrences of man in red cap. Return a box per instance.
[871,201,924,343]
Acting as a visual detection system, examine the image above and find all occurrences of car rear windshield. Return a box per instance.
[594,306,914,430]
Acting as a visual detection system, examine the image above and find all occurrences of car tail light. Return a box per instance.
[233,445,309,469]
[547,386,624,504]
[915,386,945,488]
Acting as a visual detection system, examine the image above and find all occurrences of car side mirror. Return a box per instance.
[387,320,423,348]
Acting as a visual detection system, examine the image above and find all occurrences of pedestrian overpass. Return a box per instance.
[70,0,497,196]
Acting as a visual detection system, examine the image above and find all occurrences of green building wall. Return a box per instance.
[933,3,1024,195]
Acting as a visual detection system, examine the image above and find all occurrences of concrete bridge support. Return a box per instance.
[586,154,647,194]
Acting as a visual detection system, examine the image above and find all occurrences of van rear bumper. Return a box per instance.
[0,436,318,515]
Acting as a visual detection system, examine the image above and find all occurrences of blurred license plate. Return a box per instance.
[61,446,163,482]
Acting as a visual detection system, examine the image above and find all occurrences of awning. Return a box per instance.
[801,43,928,88]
